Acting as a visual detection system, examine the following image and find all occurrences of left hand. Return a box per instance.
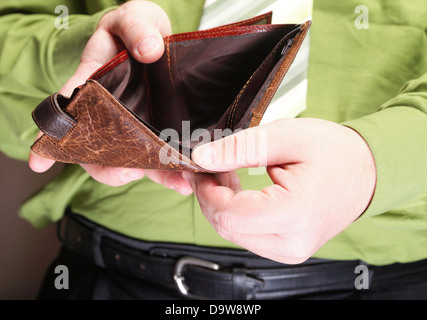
[28,1,192,195]
[184,118,377,264]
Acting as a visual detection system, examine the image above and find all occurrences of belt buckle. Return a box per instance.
[173,256,220,299]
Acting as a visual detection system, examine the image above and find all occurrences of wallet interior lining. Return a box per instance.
[147,25,299,135]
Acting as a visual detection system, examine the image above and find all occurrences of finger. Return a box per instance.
[29,150,56,173]
[186,172,235,212]
[60,2,172,96]
[216,172,243,193]
[223,232,311,265]
[144,170,193,196]
[28,132,56,172]
[102,1,172,63]
[81,164,144,187]
[59,28,122,96]
[192,119,310,172]
[190,173,291,235]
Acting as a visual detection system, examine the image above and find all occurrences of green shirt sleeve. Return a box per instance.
[343,72,427,218]
[0,1,115,160]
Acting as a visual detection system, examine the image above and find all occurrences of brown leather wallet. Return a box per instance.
[31,12,311,172]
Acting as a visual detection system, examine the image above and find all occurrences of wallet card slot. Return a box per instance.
[228,25,303,130]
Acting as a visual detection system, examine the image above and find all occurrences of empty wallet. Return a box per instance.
[31,12,311,172]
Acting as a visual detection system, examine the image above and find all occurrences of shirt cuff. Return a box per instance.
[342,106,427,219]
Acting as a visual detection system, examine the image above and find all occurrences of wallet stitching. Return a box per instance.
[43,134,81,163]
[112,102,192,167]
[55,125,87,163]
[32,111,62,141]
[92,78,166,150]
[50,94,76,127]
[89,51,129,81]
[249,23,310,127]
[227,12,270,27]
[226,29,291,129]
[227,74,254,130]
[261,25,308,106]
[55,82,163,166]
[82,81,197,169]
[142,64,155,126]
[33,95,76,140]
[166,37,187,136]
[57,88,89,150]
[166,25,286,43]
[166,38,179,106]
[227,12,271,27]
[210,12,271,30]
[57,117,80,149]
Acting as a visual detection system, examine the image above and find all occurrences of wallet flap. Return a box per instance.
[32,80,205,171]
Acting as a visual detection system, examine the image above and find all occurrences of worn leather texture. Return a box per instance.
[31,13,311,172]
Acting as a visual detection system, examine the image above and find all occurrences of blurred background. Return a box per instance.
[0,152,62,300]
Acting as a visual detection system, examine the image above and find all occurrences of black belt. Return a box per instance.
[58,210,364,300]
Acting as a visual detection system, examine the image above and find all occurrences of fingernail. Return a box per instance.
[121,170,144,183]
[137,36,161,58]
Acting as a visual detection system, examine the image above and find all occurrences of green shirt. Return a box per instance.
[1,0,426,266]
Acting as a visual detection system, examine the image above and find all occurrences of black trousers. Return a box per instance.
[37,212,427,300]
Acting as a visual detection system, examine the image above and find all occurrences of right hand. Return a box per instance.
[29,0,193,195]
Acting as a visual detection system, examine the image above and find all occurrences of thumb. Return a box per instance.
[28,132,56,173]
[192,119,306,172]
[59,1,172,96]
[100,1,172,64]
